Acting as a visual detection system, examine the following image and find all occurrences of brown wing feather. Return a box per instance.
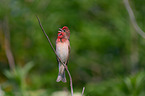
[65,44,70,65]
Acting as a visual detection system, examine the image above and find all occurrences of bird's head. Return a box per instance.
[58,26,70,39]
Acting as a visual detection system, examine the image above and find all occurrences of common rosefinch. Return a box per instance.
[56,26,70,83]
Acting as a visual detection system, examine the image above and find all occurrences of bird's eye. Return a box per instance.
[63,29,65,32]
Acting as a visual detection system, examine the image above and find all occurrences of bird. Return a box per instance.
[56,26,70,83]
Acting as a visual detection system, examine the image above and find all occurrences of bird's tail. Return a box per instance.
[56,63,66,83]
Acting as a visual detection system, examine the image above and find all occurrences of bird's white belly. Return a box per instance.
[56,42,68,62]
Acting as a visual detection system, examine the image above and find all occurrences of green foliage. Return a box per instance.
[0,0,145,95]
[120,71,145,96]
[4,62,34,95]
[86,71,145,96]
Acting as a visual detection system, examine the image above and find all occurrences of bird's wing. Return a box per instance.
[65,44,71,65]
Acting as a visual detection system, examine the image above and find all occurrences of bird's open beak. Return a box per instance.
[58,28,65,32]
[59,28,63,31]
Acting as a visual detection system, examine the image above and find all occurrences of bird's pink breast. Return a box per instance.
[56,40,69,62]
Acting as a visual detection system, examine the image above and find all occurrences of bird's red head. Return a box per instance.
[62,26,69,30]
[58,26,70,39]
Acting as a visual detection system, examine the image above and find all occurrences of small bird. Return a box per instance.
[56,26,70,83]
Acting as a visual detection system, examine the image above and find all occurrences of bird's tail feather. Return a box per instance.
[56,63,66,83]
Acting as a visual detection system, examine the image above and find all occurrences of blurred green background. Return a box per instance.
[0,0,145,96]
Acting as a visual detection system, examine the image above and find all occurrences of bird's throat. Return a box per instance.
[57,38,67,42]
